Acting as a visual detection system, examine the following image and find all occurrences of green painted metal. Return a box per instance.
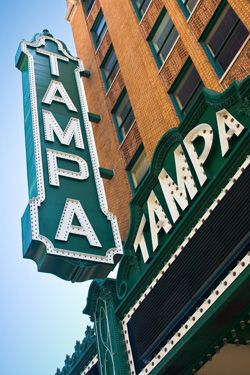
[80,70,91,78]
[83,279,130,375]
[16,31,122,282]
[99,167,114,180]
[88,112,101,123]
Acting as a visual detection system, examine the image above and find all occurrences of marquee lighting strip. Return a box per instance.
[122,156,250,375]
[81,355,98,375]
[21,35,122,263]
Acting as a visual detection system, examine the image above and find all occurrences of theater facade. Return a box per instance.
[16,0,250,374]
[55,74,250,374]
[55,0,249,373]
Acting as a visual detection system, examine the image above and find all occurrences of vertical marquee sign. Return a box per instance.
[16,30,122,281]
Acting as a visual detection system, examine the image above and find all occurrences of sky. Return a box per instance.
[0,1,93,374]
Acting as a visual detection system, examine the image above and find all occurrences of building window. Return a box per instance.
[112,90,135,142]
[128,147,149,190]
[91,10,107,49]
[100,46,120,90]
[148,9,179,68]
[169,60,204,118]
[132,0,152,19]
[82,0,95,16]
[178,0,199,16]
[201,2,249,77]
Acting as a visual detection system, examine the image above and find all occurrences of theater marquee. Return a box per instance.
[16,30,122,282]
[118,77,250,375]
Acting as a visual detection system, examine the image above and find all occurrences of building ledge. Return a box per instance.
[65,0,79,22]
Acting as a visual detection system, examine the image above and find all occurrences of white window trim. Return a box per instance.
[86,0,96,20]
[158,35,180,73]
[105,68,121,96]
[219,35,250,84]
[187,0,202,23]
[118,119,136,148]
[139,0,153,24]
[94,27,108,54]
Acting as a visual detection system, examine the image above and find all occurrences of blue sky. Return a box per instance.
[0,1,92,374]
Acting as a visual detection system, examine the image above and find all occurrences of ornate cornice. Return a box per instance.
[55,326,96,375]
[65,0,79,22]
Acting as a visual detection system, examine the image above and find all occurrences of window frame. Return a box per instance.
[147,8,179,68]
[177,0,200,19]
[131,0,152,20]
[112,89,135,143]
[126,145,149,192]
[100,45,120,91]
[91,10,107,50]
[200,0,249,78]
[169,59,204,119]
[82,0,95,16]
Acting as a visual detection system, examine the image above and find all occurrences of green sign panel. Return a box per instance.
[16,31,122,281]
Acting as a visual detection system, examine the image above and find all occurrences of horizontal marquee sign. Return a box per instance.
[16,30,122,281]
[132,96,249,263]
[120,77,250,375]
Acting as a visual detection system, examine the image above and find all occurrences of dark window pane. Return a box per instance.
[92,12,107,48]
[95,17,107,43]
[184,81,203,113]
[113,92,135,141]
[183,0,199,13]
[204,4,249,74]
[121,109,135,137]
[130,149,149,188]
[175,64,203,112]
[135,0,152,16]
[116,94,131,126]
[108,60,119,84]
[153,13,173,53]
[151,11,179,65]
[83,0,95,15]
[102,48,119,87]
[216,22,249,72]
[105,50,116,73]
[206,6,238,57]
[159,26,178,62]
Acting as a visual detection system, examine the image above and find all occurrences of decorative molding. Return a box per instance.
[56,326,97,375]
[65,0,79,22]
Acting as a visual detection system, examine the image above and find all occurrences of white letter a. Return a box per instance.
[42,80,77,112]
[56,199,101,247]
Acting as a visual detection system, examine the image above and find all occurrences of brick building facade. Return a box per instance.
[56,0,250,374]
[65,0,249,241]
